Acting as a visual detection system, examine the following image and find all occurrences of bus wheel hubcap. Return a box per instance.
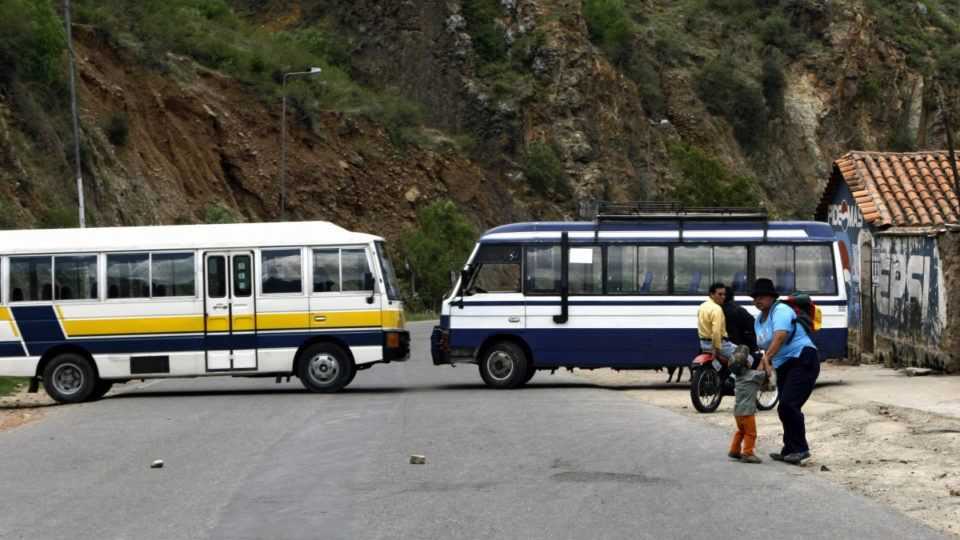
[488,351,514,381]
[308,354,340,384]
[52,363,84,395]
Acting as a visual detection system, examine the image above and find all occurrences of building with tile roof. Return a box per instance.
[815,151,959,372]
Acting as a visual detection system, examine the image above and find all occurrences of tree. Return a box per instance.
[399,199,477,311]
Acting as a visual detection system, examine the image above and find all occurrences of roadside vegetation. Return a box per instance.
[398,200,477,313]
[0,377,26,398]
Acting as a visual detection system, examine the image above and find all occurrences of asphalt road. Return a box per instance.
[0,321,947,540]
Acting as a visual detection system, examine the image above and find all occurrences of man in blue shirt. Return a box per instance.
[751,278,819,465]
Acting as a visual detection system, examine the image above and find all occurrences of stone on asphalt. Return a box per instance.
[409,455,426,465]
[821,465,831,472]
[904,367,933,377]
[151,460,164,469]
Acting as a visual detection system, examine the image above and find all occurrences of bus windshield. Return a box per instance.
[375,241,401,301]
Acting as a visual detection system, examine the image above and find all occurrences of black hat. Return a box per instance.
[750,278,779,298]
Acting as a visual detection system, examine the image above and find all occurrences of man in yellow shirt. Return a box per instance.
[698,282,736,360]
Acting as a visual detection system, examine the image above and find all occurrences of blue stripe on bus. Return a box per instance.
[0,342,26,357]
[11,306,64,356]
[450,327,847,367]
[456,300,848,307]
[3,308,384,357]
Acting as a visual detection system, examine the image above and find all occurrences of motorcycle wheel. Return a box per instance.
[690,367,723,413]
[757,384,780,411]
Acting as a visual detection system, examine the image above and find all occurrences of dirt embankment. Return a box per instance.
[577,364,960,538]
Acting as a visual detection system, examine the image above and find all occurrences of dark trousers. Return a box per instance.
[775,347,820,455]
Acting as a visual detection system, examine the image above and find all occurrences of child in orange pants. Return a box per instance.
[728,345,766,464]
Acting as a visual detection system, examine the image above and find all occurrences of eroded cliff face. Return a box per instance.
[0,0,956,236]
[307,0,958,217]
[0,25,512,239]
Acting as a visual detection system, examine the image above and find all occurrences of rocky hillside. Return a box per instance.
[1,0,959,234]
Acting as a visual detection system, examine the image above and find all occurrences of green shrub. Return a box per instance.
[204,202,239,223]
[462,0,508,64]
[759,14,806,56]
[583,0,634,66]
[524,141,570,196]
[399,200,477,311]
[761,56,785,114]
[937,45,960,85]
[0,0,66,86]
[0,198,20,229]
[105,112,129,146]
[39,207,79,229]
[695,60,769,151]
[668,143,761,207]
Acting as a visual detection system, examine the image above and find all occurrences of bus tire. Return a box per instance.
[521,363,536,385]
[297,343,355,393]
[90,380,114,401]
[478,341,529,389]
[42,353,97,404]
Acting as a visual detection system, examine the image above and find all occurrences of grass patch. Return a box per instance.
[0,377,27,397]
[404,311,439,322]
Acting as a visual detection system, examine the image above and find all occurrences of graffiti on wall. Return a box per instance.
[873,236,945,343]
[826,183,865,326]
[825,181,947,346]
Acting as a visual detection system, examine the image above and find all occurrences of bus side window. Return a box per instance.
[796,245,836,295]
[470,245,521,294]
[262,249,303,294]
[524,245,561,294]
[313,249,340,293]
[673,246,712,294]
[107,253,150,299]
[341,249,371,292]
[9,256,52,302]
[755,245,795,294]
[54,255,98,301]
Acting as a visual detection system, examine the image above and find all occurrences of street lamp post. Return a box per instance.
[281,67,323,221]
[64,0,84,227]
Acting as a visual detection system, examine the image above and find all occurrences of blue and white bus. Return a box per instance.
[431,206,847,388]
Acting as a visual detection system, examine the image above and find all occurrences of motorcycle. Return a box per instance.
[689,350,779,413]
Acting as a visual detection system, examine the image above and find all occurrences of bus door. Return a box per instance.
[455,244,525,342]
[204,251,257,371]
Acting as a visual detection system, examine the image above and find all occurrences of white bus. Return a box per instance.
[0,221,408,403]
[431,205,847,388]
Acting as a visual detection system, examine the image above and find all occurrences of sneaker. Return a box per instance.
[783,451,811,464]
[728,452,742,460]
[740,454,762,464]
[770,452,784,462]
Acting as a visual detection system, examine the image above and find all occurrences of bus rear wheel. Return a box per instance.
[42,353,97,404]
[297,343,355,393]
[479,341,529,389]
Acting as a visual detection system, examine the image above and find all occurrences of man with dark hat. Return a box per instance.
[750,278,819,465]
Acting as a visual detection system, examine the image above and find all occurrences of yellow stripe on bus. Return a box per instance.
[309,310,381,329]
[61,316,206,336]
[256,312,310,330]
[57,309,396,337]
[0,308,18,337]
[382,310,404,329]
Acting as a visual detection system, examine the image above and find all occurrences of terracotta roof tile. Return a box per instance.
[816,151,960,227]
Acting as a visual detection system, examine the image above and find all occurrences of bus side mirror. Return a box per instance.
[364,272,375,304]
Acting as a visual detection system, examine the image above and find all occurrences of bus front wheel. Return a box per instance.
[297,343,355,393]
[42,353,97,404]
[478,341,529,389]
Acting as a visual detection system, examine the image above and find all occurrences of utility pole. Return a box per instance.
[280,67,322,221]
[937,84,960,218]
[64,0,85,227]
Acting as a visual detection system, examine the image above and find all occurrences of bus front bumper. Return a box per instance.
[383,330,410,362]
[431,326,450,365]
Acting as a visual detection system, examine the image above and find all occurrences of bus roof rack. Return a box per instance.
[594,201,769,222]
